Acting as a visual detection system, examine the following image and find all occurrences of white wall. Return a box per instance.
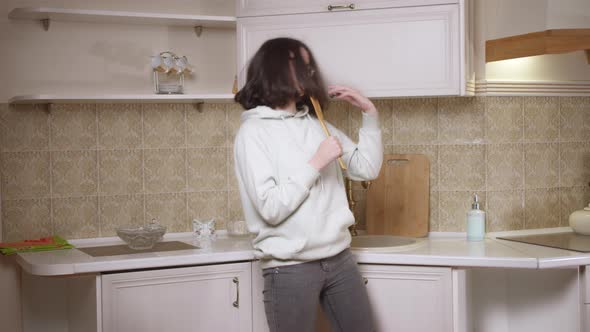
[0,0,237,102]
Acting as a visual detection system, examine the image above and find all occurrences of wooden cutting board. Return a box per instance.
[366,154,430,237]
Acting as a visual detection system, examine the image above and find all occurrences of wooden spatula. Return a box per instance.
[310,96,347,171]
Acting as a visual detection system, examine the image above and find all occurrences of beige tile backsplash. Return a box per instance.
[1,97,589,241]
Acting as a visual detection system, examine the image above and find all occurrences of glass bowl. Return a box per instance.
[116,223,167,250]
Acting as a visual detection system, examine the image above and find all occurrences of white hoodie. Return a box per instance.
[234,105,383,268]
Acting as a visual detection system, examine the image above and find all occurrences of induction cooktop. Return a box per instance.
[497,231,590,253]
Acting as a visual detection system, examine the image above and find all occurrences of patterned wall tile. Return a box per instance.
[392,98,438,145]
[228,190,244,224]
[1,152,50,199]
[524,188,560,229]
[228,149,238,190]
[438,97,485,144]
[52,151,97,196]
[99,195,144,236]
[439,145,485,191]
[145,193,188,232]
[486,144,524,191]
[227,103,244,146]
[187,148,227,191]
[351,100,393,145]
[560,142,590,187]
[143,104,185,148]
[53,196,99,239]
[97,104,142,149]
[524,143,559,189]
[50,104,97,150]
[99,150,142,195]
[524,97,559,142]
[186,103,227,147]
[486,191,524,232]
[429,191,439,232]
[324,101,351,137]
[560,97,590,142]
[144,149,186,193]
[1,199,51,242]
[389,145,438,191]
[439,191,486,232]
[560,186,590,227]
[0,104,49,152]
[485,97,523,143]
[188,191,229,230]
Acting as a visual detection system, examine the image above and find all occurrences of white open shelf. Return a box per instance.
[9,94,236,105]
[8,7,236,29]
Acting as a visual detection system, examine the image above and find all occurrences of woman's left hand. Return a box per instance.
[328,85,377,115]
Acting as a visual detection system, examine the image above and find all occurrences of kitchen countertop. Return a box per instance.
[15,227,590,276]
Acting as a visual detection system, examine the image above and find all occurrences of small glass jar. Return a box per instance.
[151,52,191,94]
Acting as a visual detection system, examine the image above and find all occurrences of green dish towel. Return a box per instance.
[0,236,74,255]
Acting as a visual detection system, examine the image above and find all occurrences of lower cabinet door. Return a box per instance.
[358,264,453,332]
[101,262,252,332]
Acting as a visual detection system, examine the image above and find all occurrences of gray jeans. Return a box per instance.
[262,249,375,332]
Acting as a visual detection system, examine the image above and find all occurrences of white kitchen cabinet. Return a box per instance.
[358,264,454,332]
[237,1,472,97]
[101,262,252,332]
[237,0,459,17]
[250,263,455,332]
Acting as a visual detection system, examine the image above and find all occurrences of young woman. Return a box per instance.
[233,37,383,332]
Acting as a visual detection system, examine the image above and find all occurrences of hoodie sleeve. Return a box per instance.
[328,112,383,181]
[234,125,320,226]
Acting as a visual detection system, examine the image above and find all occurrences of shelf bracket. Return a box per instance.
[191,102,204,112]
[41,19,50,31]
[194,25,203,37]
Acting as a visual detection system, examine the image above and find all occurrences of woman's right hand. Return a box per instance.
[308,136,343,171]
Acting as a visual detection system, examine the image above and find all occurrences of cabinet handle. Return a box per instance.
[328,3,355,11]
[363,277,368,285]
[233,277,239,308]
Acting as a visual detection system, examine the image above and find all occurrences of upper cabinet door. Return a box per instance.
[237,4,461,97]
[237,0,459,17]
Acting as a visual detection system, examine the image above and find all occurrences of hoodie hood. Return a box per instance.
[241,105,310,122]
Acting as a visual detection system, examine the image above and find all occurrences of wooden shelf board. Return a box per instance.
[8,7,236,29]
[486,29,590,62]
[8,94,236,104]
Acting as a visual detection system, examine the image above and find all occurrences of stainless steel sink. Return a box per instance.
[351,235,424,251]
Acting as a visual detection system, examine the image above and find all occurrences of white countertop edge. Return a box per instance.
[538,256,590,269]
[17,228,590,276]
[353,252,539,269]
[16,255,75,276]
[72,251,256,275]
[17,250,256,276]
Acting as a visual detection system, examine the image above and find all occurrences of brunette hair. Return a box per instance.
[235,37,329,114]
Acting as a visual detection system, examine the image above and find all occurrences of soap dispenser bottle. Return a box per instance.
[467,194,486,241]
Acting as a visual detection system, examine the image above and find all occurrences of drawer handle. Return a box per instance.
[233,277,239,308]
[328,3,355,11]
[363,277,368,285]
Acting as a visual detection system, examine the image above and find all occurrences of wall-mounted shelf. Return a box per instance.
[9,94,236,105]
[8,7,236,34]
